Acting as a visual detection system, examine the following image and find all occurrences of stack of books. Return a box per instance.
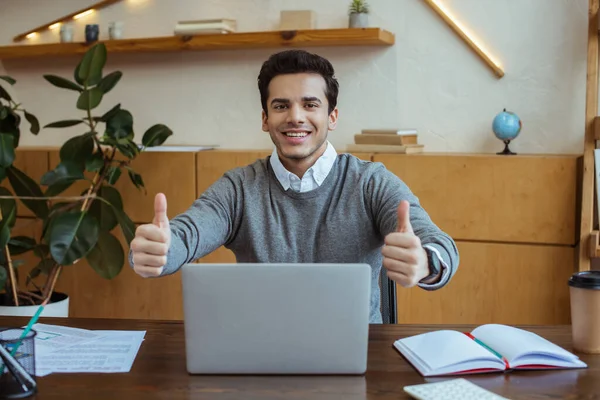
[346,129,424,153]
[174,19,237,36]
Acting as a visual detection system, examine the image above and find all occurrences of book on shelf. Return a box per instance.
[394,324,587,377]
[360,128,418,136]
[346,144,423,154]
[354,133,417,146]
[174,19,237,35]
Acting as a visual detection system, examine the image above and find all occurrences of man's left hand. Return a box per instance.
[382,200,431,287]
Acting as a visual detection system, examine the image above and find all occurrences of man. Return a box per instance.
[130,49,459,323]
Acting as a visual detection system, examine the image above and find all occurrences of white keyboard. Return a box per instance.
[404,378,510,400]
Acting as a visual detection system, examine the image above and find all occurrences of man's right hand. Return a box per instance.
[131,193,171,278]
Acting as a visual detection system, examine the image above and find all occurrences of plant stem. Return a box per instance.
[44,265,61,304]
[19,290,44,302]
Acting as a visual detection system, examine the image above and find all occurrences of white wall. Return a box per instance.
[0,0,589,154]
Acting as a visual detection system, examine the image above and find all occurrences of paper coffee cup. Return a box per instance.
[569,270,600,353]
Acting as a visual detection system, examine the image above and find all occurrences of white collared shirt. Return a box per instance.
[269,142,448,288]
[269,141,337,193]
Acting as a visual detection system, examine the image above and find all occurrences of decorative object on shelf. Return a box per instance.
[422,0,504,78]
[279,10,316,30]
[174,19,236,36]
[59,25,74,43]
[85,24,100,43]
[0,42,174,317]
[108,21,124,40]
[12,0,123,42]
[349,0,369,28]
[492,108,522,155]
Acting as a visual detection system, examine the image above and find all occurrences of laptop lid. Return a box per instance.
[181,263,371,375]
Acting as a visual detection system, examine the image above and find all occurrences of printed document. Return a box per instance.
[29,324,145,377]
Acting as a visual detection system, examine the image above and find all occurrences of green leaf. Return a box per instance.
[97,71,122,94]
[43,75,83,92]
[127,169,144,191]
[0,76,16,85]
[105,166,121,185]
[86,231,124,279]
[34,243,50,259]
[0,167,6,184]
[0,187,17,229]
[41,160,85,186]
[113,208,135,246]
[89,185,122,231]
[77,43,106,86]
[44,119,84,128]
[49,211,99,265]
[0,266,6,292]
[142,124,173,148]
[100,103,121,122]
[105,109,133,140]
[0,85,12,102]
[6,166,48,219]
[76,87,104,110]
[0,134,15,168]
[116,139,139,159]
[45,181,73,197]
[85,150,104,172]
[23,111,39,135]
[59,132,95,167]
[0,106,8,120]
[8,236,36,255]
[0,224,9,248]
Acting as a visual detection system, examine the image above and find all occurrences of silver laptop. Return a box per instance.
[181,263,371,375]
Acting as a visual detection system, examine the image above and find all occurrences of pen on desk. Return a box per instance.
[463,332,509,366]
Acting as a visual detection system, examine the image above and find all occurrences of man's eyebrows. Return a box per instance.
[270,97,322,104]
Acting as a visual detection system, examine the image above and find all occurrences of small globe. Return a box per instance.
[492,109,522,141]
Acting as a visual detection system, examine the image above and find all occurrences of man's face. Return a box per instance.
[262,73,338,175]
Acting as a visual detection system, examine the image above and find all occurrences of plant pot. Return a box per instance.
[0,292,69,317]
[349,13,368,28]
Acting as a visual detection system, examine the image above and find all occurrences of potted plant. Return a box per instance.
[0,43,173,317]
[349,0,369,28]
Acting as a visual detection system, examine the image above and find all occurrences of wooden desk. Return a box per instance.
[5,317,597,400]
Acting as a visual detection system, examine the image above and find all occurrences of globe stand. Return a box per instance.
[497,139,516,155]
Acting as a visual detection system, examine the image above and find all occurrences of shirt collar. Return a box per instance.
[270,141,338,190]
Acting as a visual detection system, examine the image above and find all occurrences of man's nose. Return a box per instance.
[287,104,305,124]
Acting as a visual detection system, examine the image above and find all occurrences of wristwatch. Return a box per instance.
[420,247,441,283]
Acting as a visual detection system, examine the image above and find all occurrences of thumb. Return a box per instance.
[153,193,169,229]
[397,200,413,233]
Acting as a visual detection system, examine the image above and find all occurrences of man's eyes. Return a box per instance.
[273,103,319,109]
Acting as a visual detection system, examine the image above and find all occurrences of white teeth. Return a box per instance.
[285,132,308,137]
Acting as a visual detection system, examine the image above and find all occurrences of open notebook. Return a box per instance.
[394,324,587,376]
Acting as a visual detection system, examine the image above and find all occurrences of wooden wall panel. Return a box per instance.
[395,241,574,325]
[12,148,50,218]
[48,150,197,224]
[55,225,184,320]
[374,153,578,245]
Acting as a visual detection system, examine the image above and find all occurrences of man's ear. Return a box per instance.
[328,108,339,131]
[261,110,269,132]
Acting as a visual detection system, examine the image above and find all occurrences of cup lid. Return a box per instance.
[568,270,600,289]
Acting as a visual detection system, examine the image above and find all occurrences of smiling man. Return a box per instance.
[129,50,460,323]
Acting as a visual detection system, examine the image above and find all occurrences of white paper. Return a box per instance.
[30,325,145,377]
[30,323,103,355]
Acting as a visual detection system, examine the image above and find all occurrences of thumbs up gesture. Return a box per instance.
[381,200,430,287]
[131,193,171,278]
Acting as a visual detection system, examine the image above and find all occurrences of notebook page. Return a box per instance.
[471,324,581,365]
[395,330,505,371]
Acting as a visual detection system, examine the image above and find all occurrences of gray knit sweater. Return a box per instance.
[135,154,459,323]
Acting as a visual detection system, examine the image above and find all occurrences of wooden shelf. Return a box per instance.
[590,230,600,258]
[0,28,394,60]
